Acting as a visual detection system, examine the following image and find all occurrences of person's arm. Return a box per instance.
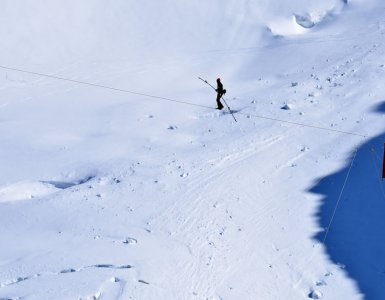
[217,82,223,93]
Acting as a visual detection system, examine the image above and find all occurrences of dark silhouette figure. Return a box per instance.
[215,78,225,110]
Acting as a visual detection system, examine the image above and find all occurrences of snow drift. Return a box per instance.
[1,0,385,299]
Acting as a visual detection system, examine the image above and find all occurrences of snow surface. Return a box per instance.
[1,0,385,299]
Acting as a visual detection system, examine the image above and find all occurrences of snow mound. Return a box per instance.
[294,6,342,29]
[268,17,308,36]
[0,181,59,203]
[269,2,346,35]
[0,175,96,203]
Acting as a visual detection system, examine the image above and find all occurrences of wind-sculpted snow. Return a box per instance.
[1,0,385,299]
[0,176,96,203]
[0,0,350,67]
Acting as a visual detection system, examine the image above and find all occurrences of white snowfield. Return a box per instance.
[1,0,385,299]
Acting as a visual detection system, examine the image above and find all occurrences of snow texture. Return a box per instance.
[0,0,385,299]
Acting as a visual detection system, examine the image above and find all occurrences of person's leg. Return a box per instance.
[216,93,224,109]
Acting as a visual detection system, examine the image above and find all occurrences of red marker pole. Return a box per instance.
[383,143,385,179]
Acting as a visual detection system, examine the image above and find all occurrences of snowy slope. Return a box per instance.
[1,1,385,299]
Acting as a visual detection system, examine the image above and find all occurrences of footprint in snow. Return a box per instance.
[308,289,323,299]
[80,277,125,300]
[0,264,132,288]
[122,237,137,245]
[0,276,30,287]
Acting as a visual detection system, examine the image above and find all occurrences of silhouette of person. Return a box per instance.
[215,78,225,110]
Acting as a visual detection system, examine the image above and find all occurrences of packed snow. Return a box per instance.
[1,0,385,299]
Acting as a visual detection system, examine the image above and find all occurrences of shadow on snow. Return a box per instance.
[309,102,385,299]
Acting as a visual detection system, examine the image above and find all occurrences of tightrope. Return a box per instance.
[0,65,368,139]
[0,65,213,110]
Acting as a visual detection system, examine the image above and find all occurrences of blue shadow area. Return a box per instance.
[372,101,385,113]
[309,134,385,299]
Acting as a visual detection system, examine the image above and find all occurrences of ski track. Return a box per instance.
[0,264,132,289]
[148,128,310,298]
[1,1,385,299]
